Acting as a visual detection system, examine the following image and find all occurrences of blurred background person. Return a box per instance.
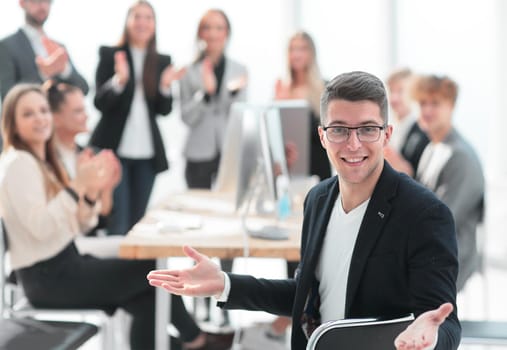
[274,31,331,181]
[47,81,119,240]
[0,0,88,152]
[0,0,88,100]
[180,8,247,190]
[0,83,234,350]
[179,8,247,325]
[413,74,484,291]
[89,0,184,236]
[384,68,429,176]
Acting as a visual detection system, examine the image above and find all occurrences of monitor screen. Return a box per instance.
[213,102,262,210]
[271,100,311,177]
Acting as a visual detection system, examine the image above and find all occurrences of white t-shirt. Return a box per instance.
[316,194,369,322]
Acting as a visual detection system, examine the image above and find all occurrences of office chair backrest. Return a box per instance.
[307,315,414,350]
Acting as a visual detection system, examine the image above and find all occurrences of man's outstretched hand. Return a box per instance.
[395,303,453,350]
[147,246,225,297]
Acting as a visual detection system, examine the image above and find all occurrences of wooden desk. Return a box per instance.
[119,190,302,350]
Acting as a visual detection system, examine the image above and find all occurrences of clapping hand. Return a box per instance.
[114,51,130,86]
[35,46,69,78]
[160,65,187,90]
[201,57,217,94]
[95,150,122,192]
[226,74,247,93]
[394,303,453,350]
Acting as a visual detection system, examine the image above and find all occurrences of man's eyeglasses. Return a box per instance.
[322,125,386,143]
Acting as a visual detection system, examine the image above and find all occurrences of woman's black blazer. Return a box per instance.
[90,45,172,173]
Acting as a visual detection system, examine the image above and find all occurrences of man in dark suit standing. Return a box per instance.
[0,0,89,100]
[148,71,461,350]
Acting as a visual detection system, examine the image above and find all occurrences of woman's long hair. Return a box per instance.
[1,84,69,197]
[118,0,159,98]
[287,31,325,117]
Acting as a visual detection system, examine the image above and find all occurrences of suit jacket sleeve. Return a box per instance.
[220,274,296,317]
[0,41,17,100]
[407,201,461,349]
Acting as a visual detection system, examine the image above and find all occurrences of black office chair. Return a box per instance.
[0,317,98,350]
[306,315,414,350]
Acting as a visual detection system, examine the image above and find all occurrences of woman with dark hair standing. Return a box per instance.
[90,1,185,236]
[180,9,248,190]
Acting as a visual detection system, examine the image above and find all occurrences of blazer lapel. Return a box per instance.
[302,179,339,276]
[295,178,338,334]
[344,162,398,316]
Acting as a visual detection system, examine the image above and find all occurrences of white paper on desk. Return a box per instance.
[163,195,235,214]
[129,210,203,236]
[130,223,161,237]
[150,210,203,231]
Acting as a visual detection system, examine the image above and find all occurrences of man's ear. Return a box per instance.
[318,126,327,149]
[383,124,393,146]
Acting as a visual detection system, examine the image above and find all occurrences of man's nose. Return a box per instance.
[346,129,362,150]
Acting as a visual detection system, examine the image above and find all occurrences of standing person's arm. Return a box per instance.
[404,201,461,349]
[180,61,247,127]
[94,47,130,113]
[153,54,184,116]
[179,62,212,127]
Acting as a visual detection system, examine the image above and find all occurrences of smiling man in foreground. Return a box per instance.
[148,71,461,350]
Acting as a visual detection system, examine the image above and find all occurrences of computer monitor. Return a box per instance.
[247,106,291,240]
[214,102,291,240]
[259,105,290,203]
[271,100,311,177]
[213,102,262,210]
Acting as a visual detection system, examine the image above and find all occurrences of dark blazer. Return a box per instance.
[222,162,461,350]
[0,29,89,100]
[401,121,430,173]
[90,45,173,173]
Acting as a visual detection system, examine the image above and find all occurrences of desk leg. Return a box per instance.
[156,257,170,350]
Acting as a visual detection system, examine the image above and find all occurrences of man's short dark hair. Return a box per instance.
[320,71,389,125]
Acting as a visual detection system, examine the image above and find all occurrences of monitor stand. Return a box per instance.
[247,225,289,240]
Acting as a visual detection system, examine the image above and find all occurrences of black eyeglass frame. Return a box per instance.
[322,124,387,143]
